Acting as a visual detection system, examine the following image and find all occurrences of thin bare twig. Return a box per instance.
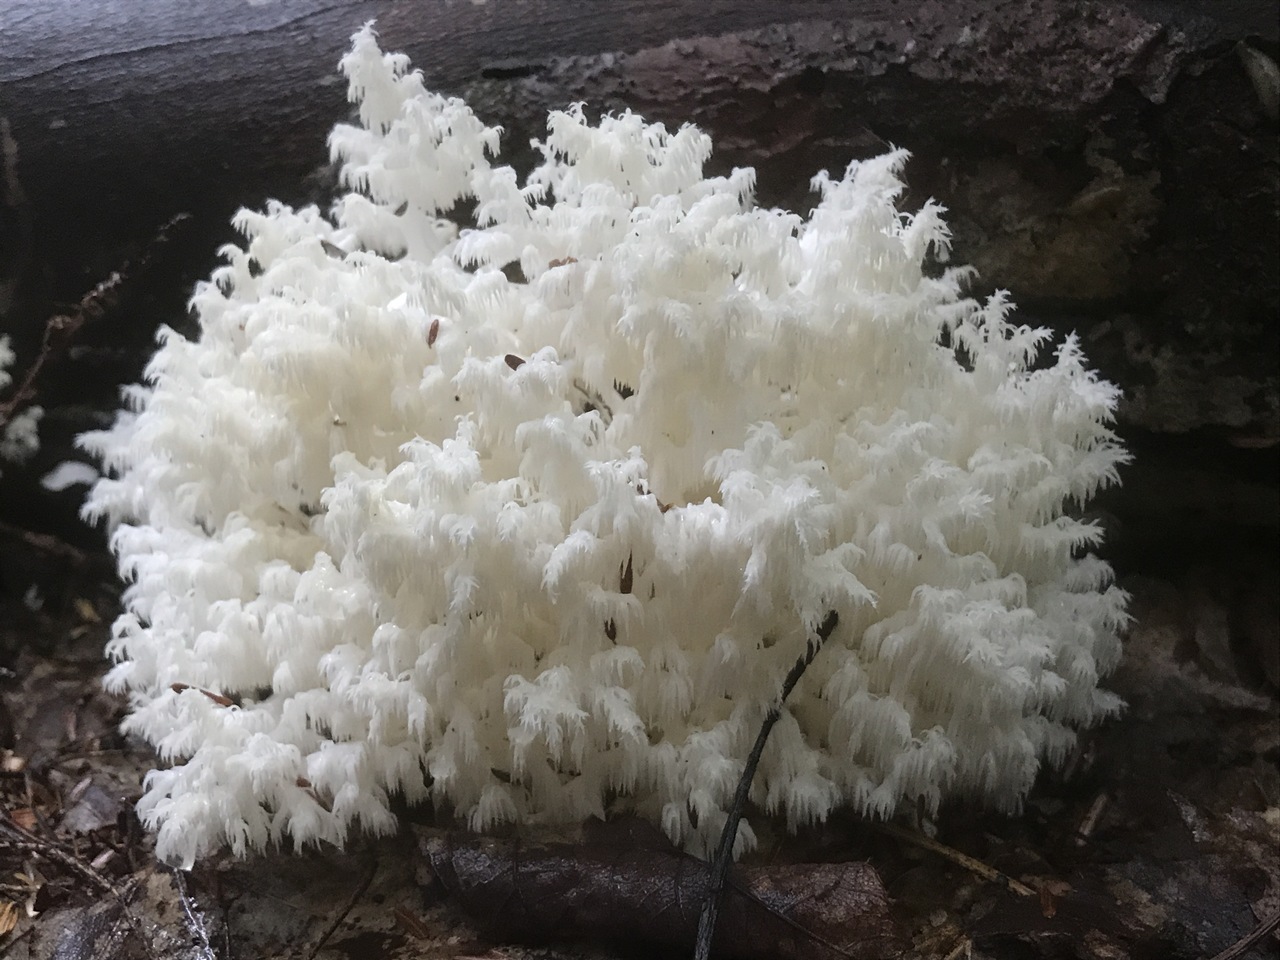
[1207,907,1280,960]
[304,855,378,960]
[0,811,170,959]
[0,520,105,571]
[875,822,1037,898]
[0,811,117,896]
[1073,792,1109,846]
[694,610,840,960]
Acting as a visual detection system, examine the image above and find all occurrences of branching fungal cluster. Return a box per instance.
[82,24,1128,868]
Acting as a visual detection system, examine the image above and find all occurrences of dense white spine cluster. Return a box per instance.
[82,25,1128,868]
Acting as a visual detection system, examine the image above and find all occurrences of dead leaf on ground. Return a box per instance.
[58,779,123,835]
[0,898,19,935]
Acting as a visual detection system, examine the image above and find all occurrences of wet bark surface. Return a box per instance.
[1,0,1276,551]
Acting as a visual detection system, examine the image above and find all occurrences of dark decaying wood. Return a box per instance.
[2,2,1276,424]
[420,818,896,960]
[2,1,1275,421]
[0,1,855,306]
[0,2,1276,604]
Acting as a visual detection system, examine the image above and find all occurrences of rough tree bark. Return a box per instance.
[0,0,1276,564]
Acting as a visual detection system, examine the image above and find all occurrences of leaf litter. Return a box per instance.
[0,537,1276,959]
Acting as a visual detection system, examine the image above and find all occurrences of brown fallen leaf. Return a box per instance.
[418,819,896,960]
[0,899,18,936]
[169,682,235,707]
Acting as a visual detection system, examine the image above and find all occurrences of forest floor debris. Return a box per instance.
[0,546,1276,959]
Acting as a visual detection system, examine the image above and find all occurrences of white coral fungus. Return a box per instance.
[82,25,1129,868]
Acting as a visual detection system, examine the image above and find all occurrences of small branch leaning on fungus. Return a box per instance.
[696,610,840,960]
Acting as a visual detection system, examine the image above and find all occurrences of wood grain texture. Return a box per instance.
[0,1,1275,549]
[0,2,849,264]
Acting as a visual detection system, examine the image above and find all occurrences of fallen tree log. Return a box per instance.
[0,1,1276,557]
